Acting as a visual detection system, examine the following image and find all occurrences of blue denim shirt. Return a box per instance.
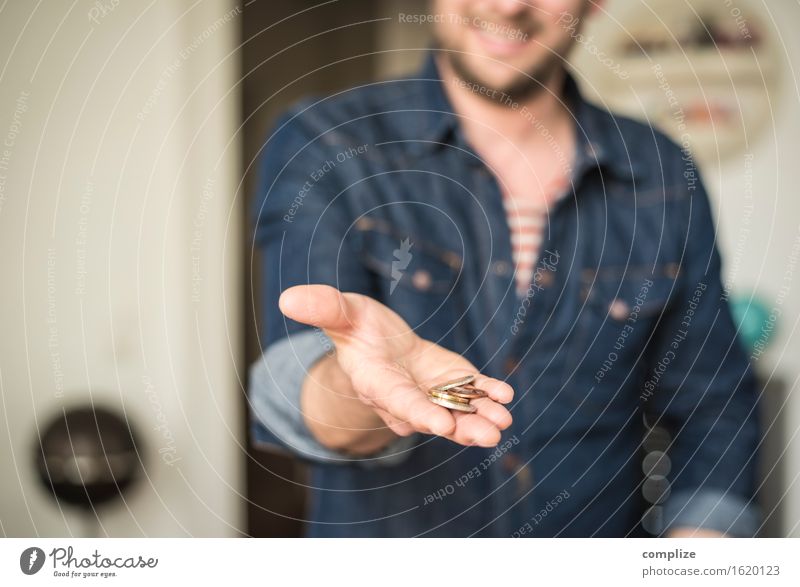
[249,53,760,537]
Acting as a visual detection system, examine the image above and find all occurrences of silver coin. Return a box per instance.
[427,394,477,413]
[430,374,476,393]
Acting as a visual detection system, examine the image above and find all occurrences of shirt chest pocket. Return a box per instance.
[353,216,464,341]
[571,264,680,410]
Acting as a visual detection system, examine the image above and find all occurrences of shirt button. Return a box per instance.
[502,454,533,495]
[354,217,373,230]
[411,269,432,291]
[608,298,630,320]
[443,252,462,270]
[537,270,554,288]
[665,262,680,278]
[492,260,511,277]
[503,356,519,375]
[517,464,533,494]
[502,453,521,471]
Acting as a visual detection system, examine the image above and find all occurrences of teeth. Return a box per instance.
[477,27,527,45]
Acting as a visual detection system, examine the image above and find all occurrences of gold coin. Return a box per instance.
[447,384,488,399]
[428,390,471,404]
[430,374,476,392]
[427,394,477,413]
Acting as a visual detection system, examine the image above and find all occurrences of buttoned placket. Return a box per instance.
[483,137,603,535]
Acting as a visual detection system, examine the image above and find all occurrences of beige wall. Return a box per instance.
[0,0,242,536]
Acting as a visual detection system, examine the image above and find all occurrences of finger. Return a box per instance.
[279,284,360,332]
[472,375,514,404]
[365,366,456,437]
[386,383,456,437]
[448,412,502,447]
[410,346,514,405]
[373,407,415,437]
[470,397,513,430]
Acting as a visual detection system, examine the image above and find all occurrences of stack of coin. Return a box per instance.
[426,374,487,413]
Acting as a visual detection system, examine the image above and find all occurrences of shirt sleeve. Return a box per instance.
[643,149,761,536]
[251,103,372,347]
[248,329,419,466]
[662,489,760,537]
[247,104,421,465]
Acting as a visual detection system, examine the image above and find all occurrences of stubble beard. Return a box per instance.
[444,48,566,104]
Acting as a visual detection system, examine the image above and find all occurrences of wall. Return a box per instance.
[0,0,243,536]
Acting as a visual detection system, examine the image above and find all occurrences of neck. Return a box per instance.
[436,55,571,147]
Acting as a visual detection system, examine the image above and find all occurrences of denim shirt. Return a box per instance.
[249,53,760,537]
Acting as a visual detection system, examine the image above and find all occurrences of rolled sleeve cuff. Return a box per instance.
[248,329,418,467]
[662,489,761,537]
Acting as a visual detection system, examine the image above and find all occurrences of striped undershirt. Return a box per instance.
[503,177,569,296]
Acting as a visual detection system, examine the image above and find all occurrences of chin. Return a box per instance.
[465,42,549,78]
[458,53,546,91]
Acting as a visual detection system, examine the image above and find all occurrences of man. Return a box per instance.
[249,0,760,537]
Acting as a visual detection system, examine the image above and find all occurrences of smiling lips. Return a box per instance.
[471,19,536,56]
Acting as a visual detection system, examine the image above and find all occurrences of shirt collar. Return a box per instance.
[404,52,647,182]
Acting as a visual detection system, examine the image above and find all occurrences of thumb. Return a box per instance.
[279,284,360,332]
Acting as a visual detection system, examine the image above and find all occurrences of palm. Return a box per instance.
[280,284,513,446]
